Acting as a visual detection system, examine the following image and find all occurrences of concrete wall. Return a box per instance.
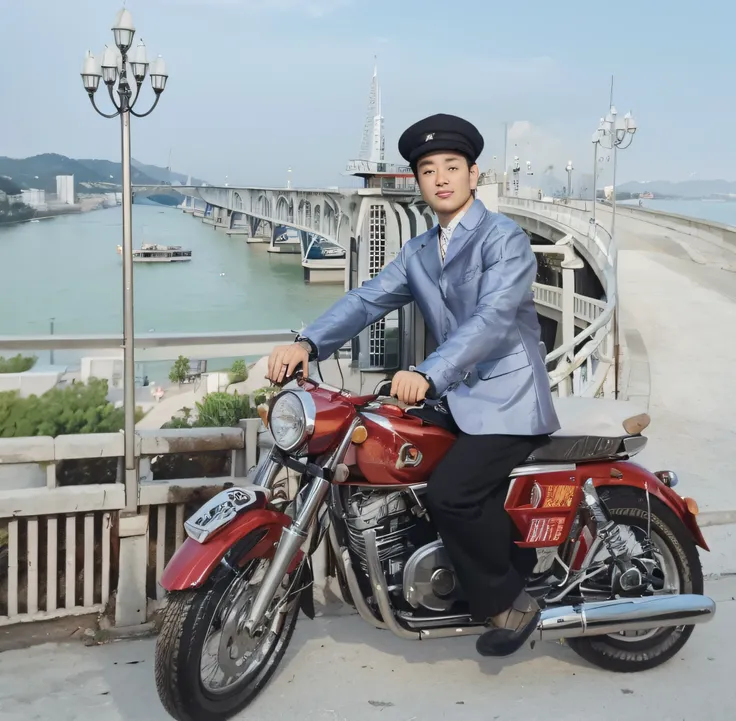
[0,370,63,398]
[609,203,736,248]
[476,182,500,211]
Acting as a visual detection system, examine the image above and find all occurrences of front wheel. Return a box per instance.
[568,488,704,673]
[155,547,303,721]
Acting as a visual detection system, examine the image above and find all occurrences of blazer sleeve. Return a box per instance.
[416,223,537,397]
[300,245,414,361]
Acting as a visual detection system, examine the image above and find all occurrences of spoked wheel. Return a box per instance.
[155,537,305,721]
[567,488,703,673]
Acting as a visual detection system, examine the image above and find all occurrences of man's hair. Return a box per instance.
[411,152,475,178]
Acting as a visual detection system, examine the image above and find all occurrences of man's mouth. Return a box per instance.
[436,191,453,199]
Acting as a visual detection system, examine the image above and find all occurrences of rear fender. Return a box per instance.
[589,461,709,551]
[160,509,299,591]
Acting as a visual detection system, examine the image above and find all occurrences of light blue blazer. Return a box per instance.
[301,199,560,436]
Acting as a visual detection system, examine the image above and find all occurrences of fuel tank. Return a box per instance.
[353,404,455,485]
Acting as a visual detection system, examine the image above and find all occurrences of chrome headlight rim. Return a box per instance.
[267,389,317,453]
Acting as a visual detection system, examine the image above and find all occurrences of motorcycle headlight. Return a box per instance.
[268,390,316,452]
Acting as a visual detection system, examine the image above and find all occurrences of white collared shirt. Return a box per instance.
[438,207,468,263]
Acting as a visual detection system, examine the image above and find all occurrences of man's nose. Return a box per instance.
[435,171,448,185]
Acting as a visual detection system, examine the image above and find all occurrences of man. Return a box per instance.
[266,113,560,657]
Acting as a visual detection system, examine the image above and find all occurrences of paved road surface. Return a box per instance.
[593,205,736,575]
[1,576,734,721]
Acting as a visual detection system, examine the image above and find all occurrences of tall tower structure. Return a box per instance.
[359,62,385,165]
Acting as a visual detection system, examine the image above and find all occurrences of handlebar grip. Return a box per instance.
[271,365,305,389]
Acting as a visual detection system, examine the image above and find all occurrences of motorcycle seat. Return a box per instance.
[551,397,649,439]
[405,396,650,464]
[523,398,650,464]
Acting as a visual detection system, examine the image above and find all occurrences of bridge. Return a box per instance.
[2,194,736,718]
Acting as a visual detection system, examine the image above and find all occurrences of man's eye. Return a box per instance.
[448,166,458,171]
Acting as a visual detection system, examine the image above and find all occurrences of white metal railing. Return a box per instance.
[0,423,261,626]
[501,196,616,398]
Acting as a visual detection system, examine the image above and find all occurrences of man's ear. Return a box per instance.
[469,163,479,191]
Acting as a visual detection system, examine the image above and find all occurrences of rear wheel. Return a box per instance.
[567,488,703,673]
[155,539,303,721]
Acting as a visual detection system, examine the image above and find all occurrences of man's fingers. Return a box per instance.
[286,351,307,378]
[268,352,279,381]
[268,347,287,381]
[395,376,406,402]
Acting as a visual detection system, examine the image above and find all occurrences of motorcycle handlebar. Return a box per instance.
[271,369,431,410]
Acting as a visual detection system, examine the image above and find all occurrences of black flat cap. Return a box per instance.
[398,113,484,166]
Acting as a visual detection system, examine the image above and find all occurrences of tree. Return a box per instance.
[169,355,190,385]
[228,359,248,385]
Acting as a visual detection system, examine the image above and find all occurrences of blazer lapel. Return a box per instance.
[417,227,442,282]
[442,199,487,270]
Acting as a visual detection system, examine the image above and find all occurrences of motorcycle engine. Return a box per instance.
[345,490,415,592]
[344,489,465,613]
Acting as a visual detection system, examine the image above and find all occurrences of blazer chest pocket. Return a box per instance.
[459,263,481,284]
[477,349,530,380]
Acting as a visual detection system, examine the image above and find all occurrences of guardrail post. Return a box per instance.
[561,266,576,351]
[115,511,150,628]
[115,432,150,628]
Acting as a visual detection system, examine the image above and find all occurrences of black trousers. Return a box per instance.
[425,424,548,620]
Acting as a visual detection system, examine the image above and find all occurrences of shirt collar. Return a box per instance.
[440,206,469,237]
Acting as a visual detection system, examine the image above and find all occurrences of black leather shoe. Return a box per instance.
[475,591,541,657]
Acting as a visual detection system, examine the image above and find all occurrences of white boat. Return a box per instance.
[116,243,192,262]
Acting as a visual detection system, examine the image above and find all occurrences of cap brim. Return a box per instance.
[409,139,478,165]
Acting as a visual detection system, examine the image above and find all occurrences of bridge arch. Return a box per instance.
[275,195,289,222]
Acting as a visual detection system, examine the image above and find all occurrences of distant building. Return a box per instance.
[56,175,75,205]
[0,190,6,202]
[21,188,47,209]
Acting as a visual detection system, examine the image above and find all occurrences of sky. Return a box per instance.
[0,0,734,188]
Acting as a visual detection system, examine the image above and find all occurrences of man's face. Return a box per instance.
[416,152,479,215]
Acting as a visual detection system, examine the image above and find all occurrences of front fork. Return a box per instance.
[242,418,361,635]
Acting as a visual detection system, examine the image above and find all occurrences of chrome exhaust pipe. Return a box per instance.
[363,526,716,643]
[537,594,716,642]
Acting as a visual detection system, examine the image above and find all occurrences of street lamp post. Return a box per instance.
[81,9,168,509]
[565,160,574,199]
[593,104,637,397]
[512,156,521,196]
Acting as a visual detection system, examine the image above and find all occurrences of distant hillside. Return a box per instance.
[131,159,208,187]
[0,176,22,195]
[617,179,736,199]
[0,153,208,195]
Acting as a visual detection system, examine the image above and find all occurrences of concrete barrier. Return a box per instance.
[606,202,736,249]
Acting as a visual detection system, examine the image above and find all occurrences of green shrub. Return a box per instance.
[0,354,36,374]
[0,378,142,437]
[252,385,276,407]
[169,355,190,385]
[163,392,260,430]
[194,392,259,427]
[228,359,248,385]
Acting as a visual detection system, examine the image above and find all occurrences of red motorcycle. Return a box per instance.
[155,372,715,721]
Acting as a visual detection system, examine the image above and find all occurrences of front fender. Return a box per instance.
[160,509,292,591]
[592,461,709,551]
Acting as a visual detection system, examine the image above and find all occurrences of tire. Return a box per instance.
[567,487,704,673]
[155,554,302,721]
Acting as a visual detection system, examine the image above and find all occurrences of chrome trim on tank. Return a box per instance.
[360,412,395,432]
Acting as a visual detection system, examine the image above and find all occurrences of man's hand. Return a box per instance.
[267,343,310,384]
[390,370,430,406]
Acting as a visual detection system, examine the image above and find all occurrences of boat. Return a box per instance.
[303,235,346,261]
[116,243,192,262]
